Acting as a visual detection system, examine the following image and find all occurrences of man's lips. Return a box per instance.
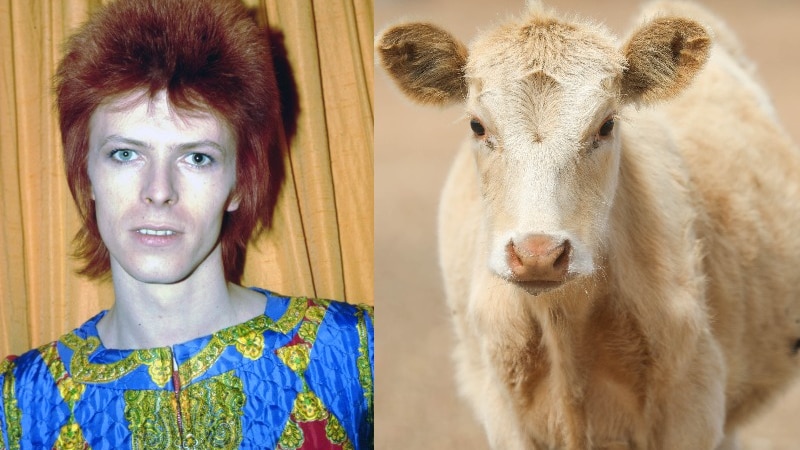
[131,226,183,245]
[136,228,177,236]
[132,224,183,234]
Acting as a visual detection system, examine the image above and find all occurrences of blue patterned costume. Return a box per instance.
[0,289,374,449]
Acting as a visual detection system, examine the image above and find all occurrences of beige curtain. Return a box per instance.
[0,0,373,357]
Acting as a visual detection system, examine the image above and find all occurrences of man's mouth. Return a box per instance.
[136,229,177,236]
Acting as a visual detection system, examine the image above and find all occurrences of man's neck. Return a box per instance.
[96,251,265,350]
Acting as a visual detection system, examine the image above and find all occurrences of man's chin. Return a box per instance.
[110,258,194,286]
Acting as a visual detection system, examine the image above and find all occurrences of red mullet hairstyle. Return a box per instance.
[55,0,280,283]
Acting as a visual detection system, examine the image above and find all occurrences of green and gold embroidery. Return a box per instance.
[0,294,359,449]
[277,389,354,449]
[275,297,356,447]
[53,423,87,450]
[58,377,84,406]
[183,371,245,447]
[38,344,91,449]
[270,297,309,334]
[0,358,13,375]
[178,297,307,385]
[179,296,307,385]
[41,344,85,407]
[124,371,244,450]
[304,305,327,324]
[62,334,170,386]
[234,331,264,361]
[62,296,309,387]
[277,419,303,449]
[324,414,347,444]
[177,336,228,385]
[292,391,327,422]
[124,389,180,449]
[360,303,374,320]
[2,367,22,450]
[298,321,319,343]
[277,298,324,374]
[276,344,311,375]
[355,307,373,422]
[147,356,173,388]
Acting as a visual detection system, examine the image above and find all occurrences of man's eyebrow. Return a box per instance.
[100,135,150,149]
[99,135,226,152]
[175,140,226,153]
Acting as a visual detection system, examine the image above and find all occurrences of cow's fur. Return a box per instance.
[377,1,800,449]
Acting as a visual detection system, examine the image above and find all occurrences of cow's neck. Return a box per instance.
[534,270,611,447]
[476,271,611,449]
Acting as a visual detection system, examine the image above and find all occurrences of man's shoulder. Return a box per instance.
[254,287,373,331]
[316,297,373,321]
[0,341,64,383]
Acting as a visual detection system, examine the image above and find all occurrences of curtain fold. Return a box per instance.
[0,0,373,357]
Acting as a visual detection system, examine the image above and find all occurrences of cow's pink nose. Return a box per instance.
[506,234,570,282]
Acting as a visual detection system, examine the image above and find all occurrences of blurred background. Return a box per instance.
[375,0,800,448]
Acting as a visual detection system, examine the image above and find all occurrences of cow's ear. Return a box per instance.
[621,17,711,104]
[376,22,468,105]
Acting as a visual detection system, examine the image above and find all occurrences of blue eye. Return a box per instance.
[186,153,214,166]
[110,149,138,162]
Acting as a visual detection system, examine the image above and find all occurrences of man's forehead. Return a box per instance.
[88,92,235,151]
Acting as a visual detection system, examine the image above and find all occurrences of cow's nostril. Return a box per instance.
[553,240,571,271]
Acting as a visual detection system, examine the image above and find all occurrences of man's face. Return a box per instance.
[87,90,238,285]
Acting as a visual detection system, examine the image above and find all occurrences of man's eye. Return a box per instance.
[186,153,214,166]
[110,149,138,162]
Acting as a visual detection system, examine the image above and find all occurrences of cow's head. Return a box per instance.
[377,5,710,294]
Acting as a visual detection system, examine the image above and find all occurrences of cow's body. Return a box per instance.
[378,2,800,448]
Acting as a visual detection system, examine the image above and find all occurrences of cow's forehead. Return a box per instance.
[469,71,618,131]
[466,15,624,97]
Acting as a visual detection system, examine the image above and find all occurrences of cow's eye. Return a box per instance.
[599,118,615,137]
[470,119,486,137]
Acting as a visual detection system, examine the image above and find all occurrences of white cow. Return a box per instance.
[377,1,800,448]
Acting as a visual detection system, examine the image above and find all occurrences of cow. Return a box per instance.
[376,1,800,448]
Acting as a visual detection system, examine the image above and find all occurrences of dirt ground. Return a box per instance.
[375,0,800,448]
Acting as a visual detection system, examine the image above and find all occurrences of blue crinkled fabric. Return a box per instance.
[0,289,374,450]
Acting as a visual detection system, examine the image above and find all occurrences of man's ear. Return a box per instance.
[376,22,468,105]
[621,17,711,105]
[226,192,240,212]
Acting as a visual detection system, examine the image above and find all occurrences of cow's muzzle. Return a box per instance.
[506,234,571,285]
